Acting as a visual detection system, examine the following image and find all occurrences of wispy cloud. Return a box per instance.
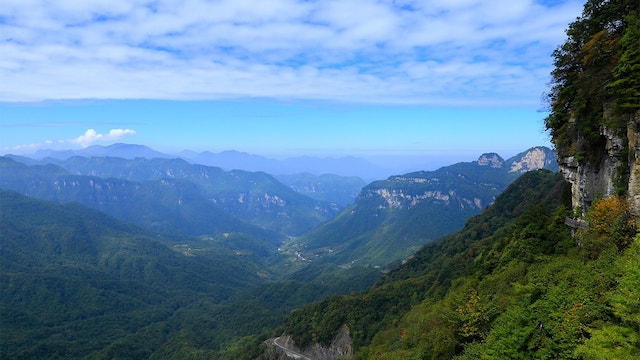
[4,128,137,153]
[72,128,136,147]
[0,0,583,105]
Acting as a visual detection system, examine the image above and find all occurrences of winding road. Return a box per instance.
[272,337,313,360]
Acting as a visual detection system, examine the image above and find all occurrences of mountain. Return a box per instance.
[181,150,390,179]
[291,147,558,266]
[0,190,268,359]
[0,156,340,236]
[31,143,173,160]
[244,169,638,360]
[0,157,282,251]
[274,173,367,206]
[267,170,569,358]
[233,4,640,358]
[544,0,640,216]
[19,144,390,179]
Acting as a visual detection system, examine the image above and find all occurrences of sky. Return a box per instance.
[0,0,585,170]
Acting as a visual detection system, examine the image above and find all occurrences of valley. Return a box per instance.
[1,144,559,359]
[3,0,639,359]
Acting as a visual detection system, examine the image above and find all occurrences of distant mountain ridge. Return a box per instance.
[0,156,339,237]
[20,143,389,179]
[293,146,558,266]
[275,173,366,207]
[31,143,173,160]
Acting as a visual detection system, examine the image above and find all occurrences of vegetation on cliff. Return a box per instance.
[544,0,639,164]
[264,171,638,359]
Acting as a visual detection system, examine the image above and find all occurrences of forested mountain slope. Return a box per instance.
[544,0,640,214]
[0,190,267,359]
[249,169,638,359]
[239,1,640,357]
[295,147,557,266]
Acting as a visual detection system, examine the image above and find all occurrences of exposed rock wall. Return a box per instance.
[267,325,353,360]
[557,110,640,216]
[628,112,640,215]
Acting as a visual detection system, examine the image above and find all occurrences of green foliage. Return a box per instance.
[299,149,557,267]
[608,13,640,112]
[277,171,572,355]
[545,0,639,159]
[0,190,380,359]
[574,235,640,358]
[0,190,273,358]
[260,168,639,359]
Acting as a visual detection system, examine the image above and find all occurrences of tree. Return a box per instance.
[608,13,640,112]
[545,0,640,158]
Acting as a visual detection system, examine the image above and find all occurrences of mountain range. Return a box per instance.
[292,147,557,266]
[2,146,556,268]
[20,143,392,180]
[0,156,340,238]
[1,144,565,359]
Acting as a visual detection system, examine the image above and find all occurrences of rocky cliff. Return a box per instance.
[556,110,640,216]
[543,1,639,216]
[266,325,353,360]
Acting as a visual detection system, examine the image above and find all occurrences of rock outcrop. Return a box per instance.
[477,153,504,168]
[627,113,640,215]
[556,110,640,216]
[509,147,557,173]
[267,325,353,360]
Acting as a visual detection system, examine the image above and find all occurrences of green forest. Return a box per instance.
[1,0,639,359]
[545,0,639,171]
[227,0,640,358]
[259,170,638,359]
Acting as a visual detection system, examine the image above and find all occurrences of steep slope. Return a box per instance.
[248,168,637,359]
[544,0,640,215]
[0,190,266,359]
[295,147,557,266]
[31,156,340,235]
[272,171,568,354]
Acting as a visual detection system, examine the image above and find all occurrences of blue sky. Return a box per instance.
[0,0,584,169]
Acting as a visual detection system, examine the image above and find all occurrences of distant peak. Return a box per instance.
[477,153,504,168]
[509,147,551,173]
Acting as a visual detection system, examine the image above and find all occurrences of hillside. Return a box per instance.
[544,0,640,215]
[0,190,266,359]
[248,169,638,359]
[236,1,640,358]
[294,147,557,266]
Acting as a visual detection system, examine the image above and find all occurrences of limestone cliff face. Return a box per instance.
[477,153,504,168]
[556,110,640,215]
[509,147,557,173]
[627,112,640,215]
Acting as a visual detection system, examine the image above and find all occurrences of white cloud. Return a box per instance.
[2,126,137,154]
[72,128,137,147]
[0,0,584,105]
